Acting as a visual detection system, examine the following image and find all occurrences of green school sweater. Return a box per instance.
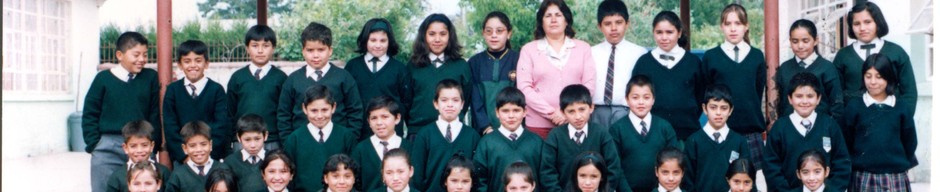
[410,123,480,192]
[283,123,357,192]
[833,41,917,113]
[763,115,850,192]
[540,123,630,192]
[222,151,266,192]
[82,68,161,152]
[350,138,412,192]
[277,64,364,139]
[165,161,228,192]
[632,52,706,140]
[842,98,918,173]
[405,59,473,133]
[702,46,767,134]
[163,78,232,162]
[775,57,844,121]
[608,115,679,192]
[106,162,171,192]
[227,65,288,143]
[474,129,543,192]
[683,129,752,192]
[346,56,410,139]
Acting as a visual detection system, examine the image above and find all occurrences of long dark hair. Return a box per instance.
[356,18,401,56]
[789,19,820,55]
[410,13,463,68]
[720,4,751,44]
[566,151,610,192]
[482,11,514,49]
[534,0,576,39]
[861,53,899,95]
[652,11,689,48]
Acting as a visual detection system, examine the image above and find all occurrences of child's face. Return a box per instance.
[727,173,754,192]
[324,164,355,192]
[209,181,230,192]
[505,174,535,192]
[598,15,628,45]
[123,136,154,163]
[655,159,683,191]
[117,44,148,74]
[302,40,333,70]
[303,99,336,128]
[483,18,512,52]
[368,31,390,57]
[182,135,212,165]
[247,40,275,66]
[128,170,160,192]
[444,167,472,192]
[576,164,602,192]
[495,103,526,131]
[864,68,888,98]
[263,159,294,191]
[653,21,680,52]
[563,102,594,130]
[237,131,267,156]
[720,12,749,44]
[382,157,413,192]
[702,99,733,129]
[426,22,450,55]
[178,52,208,82]
[541,5,568,38]
[626,85,655,118]
[369,108,401,140]
[796,161,830,191]
[789,27,818,60]
[851,10,878,43]
[788,86,820,118]
[434,88,463,122]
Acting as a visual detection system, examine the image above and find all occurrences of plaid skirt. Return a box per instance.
[850,171,911,192]
[743,132,764,170]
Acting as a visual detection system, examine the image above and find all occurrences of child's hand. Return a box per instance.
[483,127,494,134]
[550,112,567,125]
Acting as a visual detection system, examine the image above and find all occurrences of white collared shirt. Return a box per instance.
[429,53,446,68]
[568,124,589,142]
[268,187,288,192]
[184,76,209,96]
[652,46,687,69]
[498,126,526,140]
[305,64,332,81]
[365,54,390,72]
[657,184,682,192]
[248,63,273,79]
[186,158,215,175]
[789,111,818,136]
[720,40,751,63]
[241,149,267,162]
[125,159,157,171]
[370,135,403,160]
[537,37,576,69]
[110,65,134,82]
[703,124,731,143]
[853,38,885,60]
[307,122,334,142]
[628,111,653,134]
[388,185,411,192]
[863,92,896,107]
[591,39,646,106]
[795,52,819,68]
[803,184,825,192]
[436,117,463,142]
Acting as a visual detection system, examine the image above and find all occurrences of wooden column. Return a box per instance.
[257,0,268,25]
[157,0,173,169]
[764,0,780,131]
[681,0,690,50]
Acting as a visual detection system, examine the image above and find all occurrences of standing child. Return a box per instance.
[352,96,412,191]
[609,75,678,192]
[763,73,850,191]
[474,87,544,192]
[540,84,627,192]
[260,151,295,192]
[380,149,419,192]
[164,40,232,162]
[469,11,520,134]
[504,162,537,192]
[221,114,269,192]
[166,121,229,192]
[684,84,752,192]
[278,21,364,139]
[204,168,237,192]
[127,161,164,192]
[795,149,836,192]
[323,154,358,192]
[443,154,475,192]
[84,31,161,192]
[106,120,171,192]
[726,159,757,192]
[701,4,767,170]
[775,19,844,121]
[282,84,358,191]
[834,2,917,113]
[591,0,649,131]
[654,147,685,192]
[565,152,611,192]
[346,18,409,139]
[843,54,918,191]
[411,79,481,192]
[406,14,473,138]
[228,25,288,150]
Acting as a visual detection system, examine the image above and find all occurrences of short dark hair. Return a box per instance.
[787,72,822,97]
[726,158,757,180]
[441,153,475,189]
[559,84,592,111]
[847,2,890,39]
[245,25,277,47]
[797,149,829,171]
[567,151,610,192]
[236,114,267,137]
[122,120,154,142]
[323,154,358,177]
[653,11,689,48]
[703,84,734,108]
[300,22,333,47]
[656,146,685,172]
[496,87,526,109]
[534,0,576,39]
[502,161,535,186]
[434,79,464,101]
[356,18,400,56]
[861,53,898,95]
[260,150,296,175]
[482,11,513,49]
[116,31,149,52]
[382,148,412,169]
[177,40,209,62]
[127,161,162,184]
[180,120,211,143]
[367,95,402,117]
[626,74,655,96]
[597,0,629,24]
[205,168,238,192]
[410,14,463,68]
[303,84,336,107]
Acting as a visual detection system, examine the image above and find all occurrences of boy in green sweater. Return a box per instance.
[351,95,411,191]
[474,87,544,192]
[105,120,171,192]
[282,84,358,191]
[228,25,287,150]
[221,114,269,192]
[166,121,228,192]
[683,84,752,192]
[410,79,481,192]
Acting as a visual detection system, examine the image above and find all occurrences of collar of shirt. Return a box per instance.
[370,135,403,160]
[567,123,589,141]
[498,125,526,140]
[307,122,334,142]
[436,117,463,141]
[803,184,825,192]
[628,111,654,134]
[125,159,157,170]
[241,148,267,162]
[187,158,215,174]
[429,53,446,68]
[853,37,885,60]
[720,40,751,62]
[388,186,411,192]
[269,187,288,192]
[365,54,390,71]
[658,184,682,192]
[305,63,332,80]
[537,37,576,69]
[702,123,731,143]
[795,52,819,68]
[591,39,645,106]
[110,65,133,82]
[184,76,209,96]
[789,111,818,136]
[248,63,273,79]
[863,92,897,107]
[652,46,687,69]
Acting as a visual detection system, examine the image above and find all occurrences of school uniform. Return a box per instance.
[516,38,596,138]
[277,64,365,139]
[632,47,706,140]
[540,123,628,192]
[843,94,917,191]
[83,66,161,192]
[654,184,683,192]
[166,159,228,192]
[590,39,646,131]
[228,63,288,147]
[351,135,412,192]
[609,112,679,192]
[223,149,268,192]
[105,160,171,192]
[702,41,767,169]
[346,54,410,139]
[775,53,844,121]
[683,124,751,192]
[163,77,232,162]
[410,118,481,192]
[469,49,520,133]
[791,184,836,192]
[283,122,357,192]
[763,112,851,192]
[833,38,917,114]
[474,126,543,192]
[405,54,473,136]
[368,186,419,192]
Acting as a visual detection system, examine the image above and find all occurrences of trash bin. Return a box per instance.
[68,111,85,152]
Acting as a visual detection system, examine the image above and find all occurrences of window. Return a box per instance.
[798,0,851,61]
[2,0,72,96]
[908,0,933,79]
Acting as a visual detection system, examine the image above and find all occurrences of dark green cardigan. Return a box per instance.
[540,123,630,192]
[608,115,678,192]
[833,41,917,113]
[277,64,364,139]
[474,129,543,192]
[763,115,850,191]
[163,78,232,162]
[282,124,357,192]
[409,123,480,192]
[775,57,844,121]
[405,59,473,133]
[346,56,410,139]
[227,65,288,143]
[632,52,706,140]
[842,98,918,173]
[165,161,229,192]
[222,150,267,192]
[702,46,767,134]
[82,68,161,152]
[350,137,412,192]
[683,129,752,192]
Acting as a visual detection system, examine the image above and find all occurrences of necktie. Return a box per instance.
[188,84,197,99]
[379,141,389,155]
[860,43,876,58]
[574,131,584,145]
[197,165,206,176]
[733,46,740,63]
[604,46,616,104]
[801,119,813,134]
[509,133,518,141]
[254,68,262,80]
[713,132,721,142]
[798,61,807,68]
[433,58,444,68]
[445,124,453,143]
[314,70,324,81]
[640,121,649,137]
[370,57,381,73]
[249,155,258,164]
[318,129,325,143]
[659,54,675,61]
[127,73,135,81]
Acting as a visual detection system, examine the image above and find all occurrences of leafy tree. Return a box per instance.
[197,0,294,19]
[457,0,540,56]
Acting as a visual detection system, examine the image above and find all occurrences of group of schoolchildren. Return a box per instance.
[84,0,919,192]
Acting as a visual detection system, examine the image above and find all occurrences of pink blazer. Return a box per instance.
[515,38,596,128]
